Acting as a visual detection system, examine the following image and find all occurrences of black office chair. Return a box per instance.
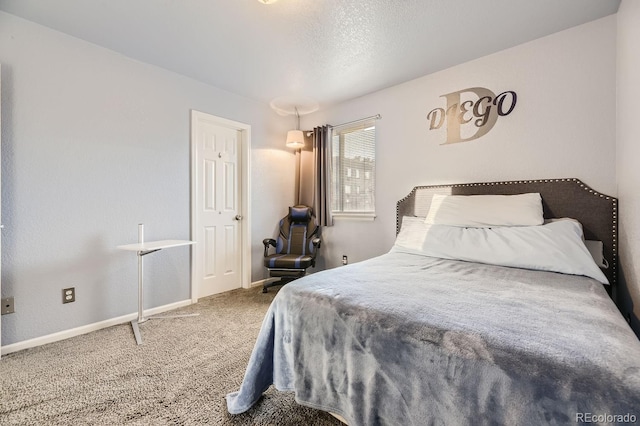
[262,205,321,293]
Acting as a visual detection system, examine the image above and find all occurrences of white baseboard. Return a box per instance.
[250,278,278,288]
[1,299,192,357]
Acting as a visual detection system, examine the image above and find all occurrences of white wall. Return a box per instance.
[0,11,295,347]
[303,16,617,271]
[616,0,640,334]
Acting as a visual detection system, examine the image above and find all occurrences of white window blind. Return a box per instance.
[331,120,376,214]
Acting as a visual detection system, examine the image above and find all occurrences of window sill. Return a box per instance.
[332,213,376,221]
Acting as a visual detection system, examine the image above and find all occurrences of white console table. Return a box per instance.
[117,224,196,345]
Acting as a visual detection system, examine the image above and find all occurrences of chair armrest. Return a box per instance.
[310,238,322,268]
[263,238,276,257]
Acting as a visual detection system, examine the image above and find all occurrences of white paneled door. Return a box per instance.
[191,111,248,299]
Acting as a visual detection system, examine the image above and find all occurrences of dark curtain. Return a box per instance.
[312,125,333,227]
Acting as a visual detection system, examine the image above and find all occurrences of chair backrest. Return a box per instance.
[275,205,319,256]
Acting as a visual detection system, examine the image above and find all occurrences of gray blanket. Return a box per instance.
[226,252,640,425]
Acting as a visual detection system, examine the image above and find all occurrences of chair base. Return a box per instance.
[262,269,306,293]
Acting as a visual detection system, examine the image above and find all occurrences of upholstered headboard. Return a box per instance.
[396,178,618,287]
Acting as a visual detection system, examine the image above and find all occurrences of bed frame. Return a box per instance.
[396,178,618,287]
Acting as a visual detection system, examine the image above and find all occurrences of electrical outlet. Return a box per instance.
[62,287,75,304]
[1,297,14,315]
[342,255,348,265]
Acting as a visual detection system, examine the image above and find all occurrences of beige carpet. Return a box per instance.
[0,287,343,425]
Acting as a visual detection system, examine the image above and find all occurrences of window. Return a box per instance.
[331,120,376,215]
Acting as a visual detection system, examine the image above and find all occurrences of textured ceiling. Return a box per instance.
[0,0,620,110]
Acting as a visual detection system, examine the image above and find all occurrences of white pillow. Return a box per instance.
[393,216,608,284]
[425,193,544,227]
[395,216,433,251]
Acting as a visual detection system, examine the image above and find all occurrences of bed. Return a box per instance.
[227,178,640,425]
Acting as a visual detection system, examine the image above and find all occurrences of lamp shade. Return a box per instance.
[286,130,305,149]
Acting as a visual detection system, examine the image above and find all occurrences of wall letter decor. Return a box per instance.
[428,87,517,144]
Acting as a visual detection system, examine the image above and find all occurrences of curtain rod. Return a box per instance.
[330,114,381,129]
[305,114,382,136]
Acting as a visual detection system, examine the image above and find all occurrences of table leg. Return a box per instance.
[132,249,148,345]
[131,320,143,345]
[138,250,145,324]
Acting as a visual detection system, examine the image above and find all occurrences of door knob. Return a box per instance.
[234,215,243,221]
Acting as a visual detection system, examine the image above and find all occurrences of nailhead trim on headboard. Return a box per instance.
[396,178,618,286]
